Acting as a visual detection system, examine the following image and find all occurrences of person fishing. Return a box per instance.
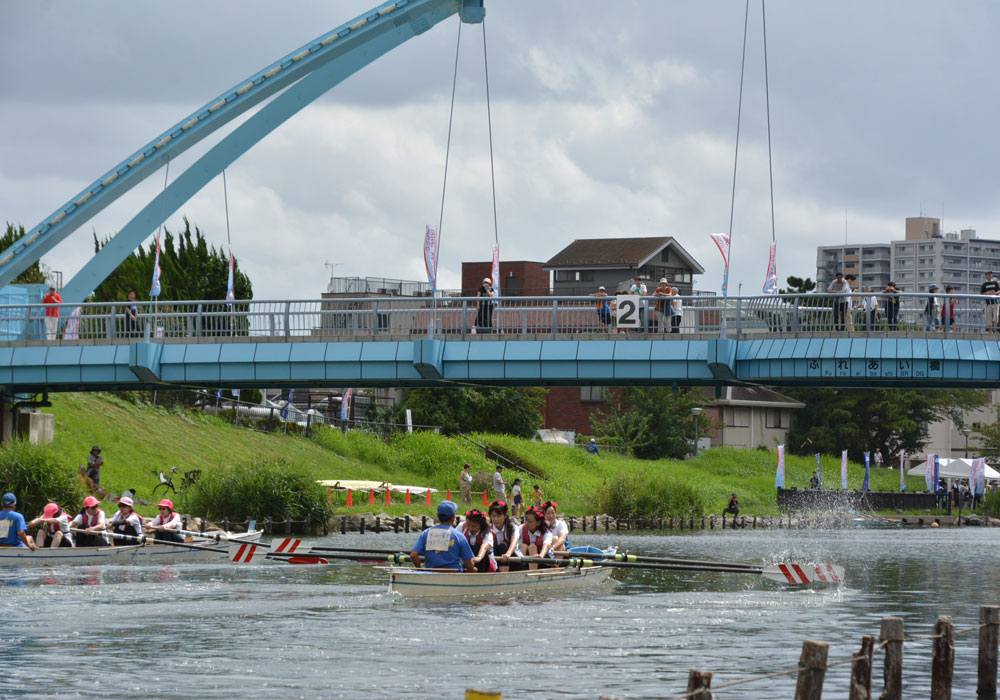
[145,499,184,544]
[409,500,474,573]
[71,496,109,547]
[0,493,37,550]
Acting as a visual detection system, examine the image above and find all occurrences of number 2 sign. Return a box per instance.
[616,295,640,329]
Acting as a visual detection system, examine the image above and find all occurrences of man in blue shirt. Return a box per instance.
[0,493,37,549]
[585,438,599,455]
[410,500,474,572]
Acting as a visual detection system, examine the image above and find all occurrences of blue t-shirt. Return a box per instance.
[412,524,474,571]
[585,444,599,455]
[0,510,27,547]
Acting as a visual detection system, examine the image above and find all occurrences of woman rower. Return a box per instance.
[488,500,520,572]
[97,496,144,544]
[145,499,184,544]
[519,506,553,570]
[27,503,74,548]
[542,500,569,553]
[71,496,109,547]
[457,509,496,573]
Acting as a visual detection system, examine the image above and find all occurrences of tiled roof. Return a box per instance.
[545,237,673,267]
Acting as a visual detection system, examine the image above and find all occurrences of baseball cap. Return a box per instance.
[929,284,939,290]
[437,500,458,519]
[1,492,15,507]
[598,286,605,291]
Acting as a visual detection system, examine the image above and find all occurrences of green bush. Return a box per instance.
[0,441,86,519]
[182,457,333,526]
[595,468,705,518]
[485,442,548,479]
[982,489,1000,519]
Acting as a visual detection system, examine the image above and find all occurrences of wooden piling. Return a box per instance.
[582,516,587,532]
[359,517,365,535]
[405,515,410,533]
[393,517,400,534]
[285,516,291,535]
[793,639,829,700]
[980,605,1000,700]
[222,516,229,532]
[375,517,381,534]
[850,635,874,700]
[421,515,427,530]
[931,615,954,700]
[685,670,713,700]
[570,516,575,532]
[341,516,346,535]
[701,516,706,529]
[266,516,272,534]
[669,516,674,530]
[880,616,904,700]
[710,516,715,530]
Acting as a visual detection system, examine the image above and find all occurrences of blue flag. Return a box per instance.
[215,389,222,402]
[279,389,294,421]
[933,454,940,492]
[863,452,870,491]
[815,453,822,488]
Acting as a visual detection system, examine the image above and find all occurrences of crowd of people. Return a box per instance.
[590,276,684,333]
[0,491,185,550]
[409,497,572,573]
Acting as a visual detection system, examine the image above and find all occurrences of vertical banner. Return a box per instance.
[924,455,934,490]
[279,388,294,421]
[840,450,848,489]
[491,243,500,298]
[226,245,235,302]
[774,445,785,488]
[423,225,438,292]
[815,453,822,488]
[149,234,162,298]
[709,233,731,297]
[232,389,240,400]
[975,458,987,495]
[340,388,353,422]
[863,452,871,491]
[63,307,81,340]
[899,452,906,492]
[762,242,778,294]
[933,454,940,492]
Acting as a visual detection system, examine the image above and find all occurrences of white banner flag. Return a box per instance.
[774,445,786,488]
[762,241,778,294]
[491,243,500,298]
[709,232,731,297]
[423,225,438,291]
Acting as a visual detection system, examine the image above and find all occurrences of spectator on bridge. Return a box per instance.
[882,281,901,331]
[653,279,671,332]
[42,285,61,340]
[942,285,957,332]
[981,271,1000,333]
[630,277,648,331]
[591,286,614,330]
[723,493,739,517]
[124,290,139,338]
[459,463,473,504]
[924,284,941,332]
[670,286,683,334]
[827,272,850,331]
[861,286,880,330]
[476,278,495,333]
[844,275,856,331]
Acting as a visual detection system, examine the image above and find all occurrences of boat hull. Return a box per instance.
[388,564,614,598]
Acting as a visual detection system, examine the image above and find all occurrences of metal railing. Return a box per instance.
[6,292,1000,343]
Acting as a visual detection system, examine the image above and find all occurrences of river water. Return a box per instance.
[2,526,997,699]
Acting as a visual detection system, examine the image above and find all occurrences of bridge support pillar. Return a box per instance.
[129,342,163,384]
[412,339,445,380]
[707,338,738,381]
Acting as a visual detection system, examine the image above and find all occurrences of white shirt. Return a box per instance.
[493,471,505,494]
[512,484,522,499]
[460,470,473,484]
[671,296,683,315]
[549,519,569,543]
[149,512,181,531]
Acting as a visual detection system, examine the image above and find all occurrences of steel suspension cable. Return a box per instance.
[435,20,463,280]
[222,169,232,248]
[482,20,500,246]
[762,0,776,244]
[726,0,751,290]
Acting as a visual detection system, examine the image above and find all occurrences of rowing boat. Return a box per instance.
[0,530,263,567]
[387,564,614,598]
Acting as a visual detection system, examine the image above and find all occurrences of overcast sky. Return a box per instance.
[2,1,999,300]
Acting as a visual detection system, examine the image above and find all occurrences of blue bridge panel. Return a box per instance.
[324,342,363,380]
[540,341,579,380]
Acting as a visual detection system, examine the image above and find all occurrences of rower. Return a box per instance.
[457,509,496,573]
[542,500,569,552]
[409,500,474,573]
[145,499,184,544]
[71,496,109,547]
[519,506,553,570]
[100,496,144,544]
[0,493,37,550]
[488,500,520,572]
[27,503,74,548]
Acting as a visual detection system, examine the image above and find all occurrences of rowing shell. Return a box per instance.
[387,564,615,598]
[0,530,263,567]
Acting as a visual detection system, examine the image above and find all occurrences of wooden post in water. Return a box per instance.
[266,516,272,534]
[405,515,410,533]
[685,670,713,700]
[980,605,1000,700]
[285,516,291,535]
[700,516,705,529]
[569,516,575,532]
[341,516,347,535]
[794,639,828,700]
[359,517,365,534]
[375,517,381,534]
[421,515,427,530]
[931,615,954,700]
[669,516,674,530]
[880,616,904,700]
[393,517,400,534]
[850,635,874,700]
[710,516,715,530]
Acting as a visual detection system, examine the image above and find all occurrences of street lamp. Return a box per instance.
[691,407,703,457]
[961,428,971,459]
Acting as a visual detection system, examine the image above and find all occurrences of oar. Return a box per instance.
[71,528,146,545]
[520,556,845,584]
[227,541,403,566]
[555,550,762,572]
[175,527,258,543]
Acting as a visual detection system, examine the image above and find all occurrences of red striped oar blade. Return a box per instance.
[269,538,311,555]
[229,542,265,564]
[762,564,845,584]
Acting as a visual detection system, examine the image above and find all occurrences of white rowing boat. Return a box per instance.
[0,530,263,567]
[387,564,614,598]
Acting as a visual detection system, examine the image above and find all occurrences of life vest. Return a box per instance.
[78,511,102,528]
[520,523,546,549]
[112,514,142,540]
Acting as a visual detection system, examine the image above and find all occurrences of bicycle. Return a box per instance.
[152,467,202,499]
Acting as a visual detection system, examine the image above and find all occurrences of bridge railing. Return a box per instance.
[3,291,997,342]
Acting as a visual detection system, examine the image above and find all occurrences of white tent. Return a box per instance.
[906,457,1000,480]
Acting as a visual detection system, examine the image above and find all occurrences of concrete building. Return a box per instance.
[461,261,548,297]
[816,243,892,293]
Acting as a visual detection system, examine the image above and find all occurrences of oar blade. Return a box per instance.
[283,556,329,566]
[269,538,312,555]
[229,542,265,564]
[762,563,845,585]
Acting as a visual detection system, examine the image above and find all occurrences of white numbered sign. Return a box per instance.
[616,295,641,328]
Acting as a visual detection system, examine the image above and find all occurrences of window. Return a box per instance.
[728,407,750,427]
[660,249,670,263]
[765,409,789,429]
[555,270,581,282]
[579,270,594,282]
[844,249,858,256]
[580,386,606,403]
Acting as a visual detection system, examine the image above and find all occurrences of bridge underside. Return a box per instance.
[3,336,1000,393]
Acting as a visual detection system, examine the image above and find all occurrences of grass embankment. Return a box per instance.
[33,393,928,518]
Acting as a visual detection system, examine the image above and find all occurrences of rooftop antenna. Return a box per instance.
[324,261,343,276]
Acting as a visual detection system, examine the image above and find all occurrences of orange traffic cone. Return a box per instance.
[425,489,432,506]
[368,489,375,505]
[385,489,392,505]
[405,489,411,505]
[346,489,353,507]
[446,490,452,500]
[482,490,488,506]
[327,487,333,506]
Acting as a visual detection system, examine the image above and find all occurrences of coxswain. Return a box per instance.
[71,496,109,547]
[145,499,184,543]
[27,503,74,548]
[100,496,144,544]
[457,509,497,573]
[0,493,37,549]
[409,500,474,572]
[519,506,553,570]
[488,500,520,572]
[541,500,569,552]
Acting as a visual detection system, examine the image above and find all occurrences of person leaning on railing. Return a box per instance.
[881,281,901,331]
[826,272,850,331]
[981,270,1000,333]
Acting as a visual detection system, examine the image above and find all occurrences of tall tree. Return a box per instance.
[0,224,47,284]
[374,387,547,438]
[779,276,817,295]
[590,386,705,460]
[91,217,252,302]
[784,388,986,462]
